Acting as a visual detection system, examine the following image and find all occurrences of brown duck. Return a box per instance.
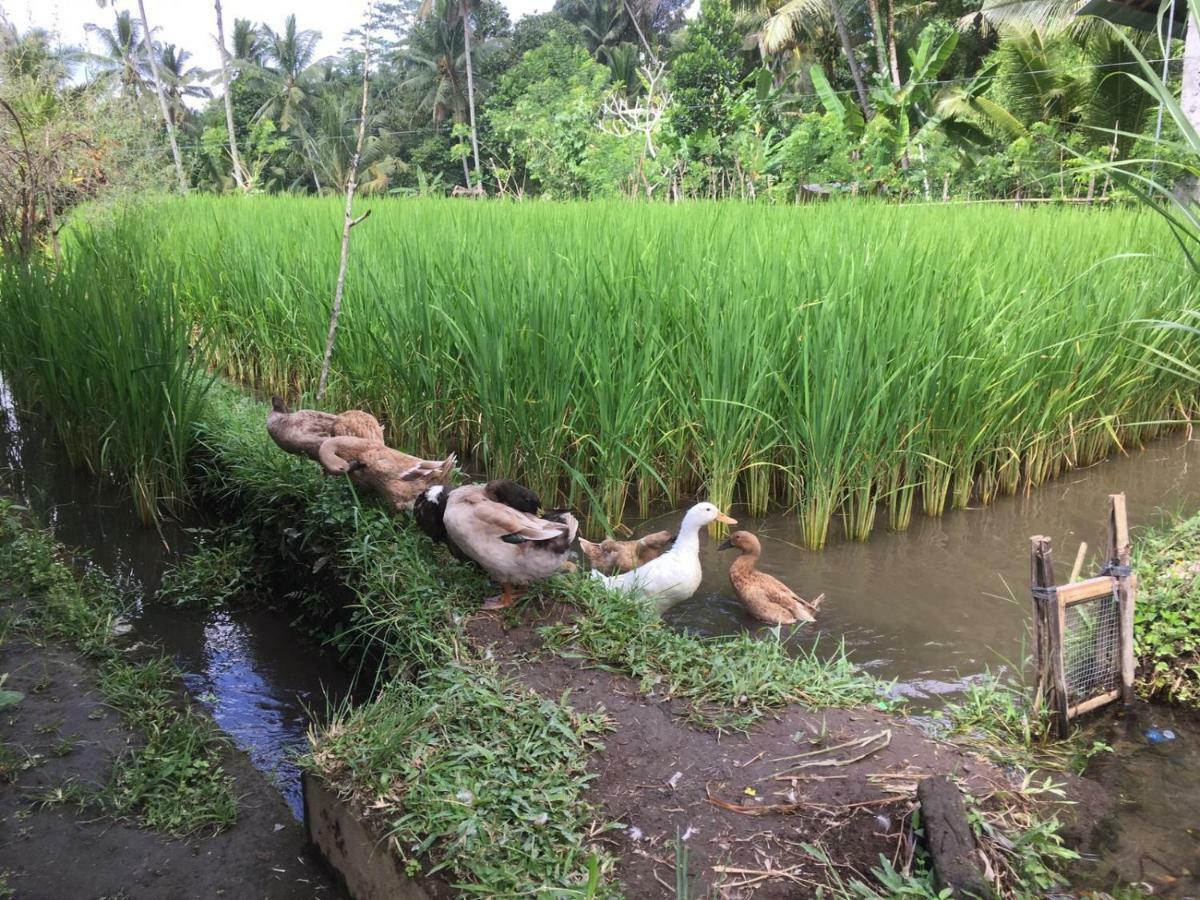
[579,531,675,575]
[332,409,385,443]
[317,436,456,510]
[266,396,336,460]
[718,531,824,625]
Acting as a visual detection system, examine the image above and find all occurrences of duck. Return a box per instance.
[332,409,385,443]
[589,502,736,614]
[266,395,336,460]
[415,479,543,560]
[317,435,456,510]
[719,531,824,625]
[434,482,579,610]
[579,530,675,575]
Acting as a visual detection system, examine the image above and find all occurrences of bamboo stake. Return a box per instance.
[1107,493,1137,703]
[316,9,373,401]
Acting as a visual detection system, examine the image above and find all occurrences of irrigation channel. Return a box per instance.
[1,374,1198,892]
[0,376,354,820]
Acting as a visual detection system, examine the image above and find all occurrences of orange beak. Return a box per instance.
[716,512,737,525]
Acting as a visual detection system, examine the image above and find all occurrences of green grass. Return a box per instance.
[1134,512,1200,706]
[0,226,211,523]
[156,527,261,608]
[0,497,238,835]
[311,664,615,897]
[41,196,1198,545]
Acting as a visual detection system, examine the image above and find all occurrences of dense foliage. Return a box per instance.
[1136,512,1200,706]
[1,0,1188,211]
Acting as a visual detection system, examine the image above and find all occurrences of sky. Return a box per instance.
[0,0,554,77]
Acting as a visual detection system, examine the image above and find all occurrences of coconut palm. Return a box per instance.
[417,0,483,182]
[232,18,266,66]
[258,15,322,131]
[85,10,146,97]
[156,44,212,127]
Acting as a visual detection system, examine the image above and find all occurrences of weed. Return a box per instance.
[157,527,260,608]
[1133,512,1200,706]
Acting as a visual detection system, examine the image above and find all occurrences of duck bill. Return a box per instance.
[716,513,737,525]
[717,538,733,551]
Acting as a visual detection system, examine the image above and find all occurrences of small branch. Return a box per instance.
[350,209,372,228]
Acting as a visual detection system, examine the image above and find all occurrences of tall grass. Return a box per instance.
[0,223,211,521]
[14,198,1200,543]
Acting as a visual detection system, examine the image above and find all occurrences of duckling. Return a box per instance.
[439,482,579,609]
[266,395,336,460]
[332,409,385,443]
[589,503,736,614]
[579,531,675,575]
[317,436,455,510]
[718,531,824,625]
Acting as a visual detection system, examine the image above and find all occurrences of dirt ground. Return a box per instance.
[469,604,1104,898]
[0,633,344,900]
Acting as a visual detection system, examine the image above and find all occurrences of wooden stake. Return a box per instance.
[316,9,372,401]
[1069,541,1088,584]
[1030,535,1056,714]
[1107,493,1137,703]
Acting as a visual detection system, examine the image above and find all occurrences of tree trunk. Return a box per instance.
[214,0,247,192]
[1183,8,1200,134]
[865,0,888,80]
[829,0,871,119]
[885,0,901,88]
[461,0,482,183]
[317,31,372,401]
[136,0,188,194]
[623,0,658,64]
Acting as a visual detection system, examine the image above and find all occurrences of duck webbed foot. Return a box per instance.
[482,584,523,611]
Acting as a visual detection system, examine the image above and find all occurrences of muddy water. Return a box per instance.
[655,435,1200,699]
[0,378,352,819]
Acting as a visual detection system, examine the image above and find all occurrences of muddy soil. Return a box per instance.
[468,604,1103,898]
[0,630,343,899]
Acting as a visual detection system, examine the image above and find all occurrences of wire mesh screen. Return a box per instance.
[1062,591,1122,708]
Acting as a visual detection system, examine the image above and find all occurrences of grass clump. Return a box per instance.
[0,497,238,835]
[543,580,883,730]
[0,220,211,523]
[1134,512,1200,706]
[157,527,261,608]
[311,663,615,896]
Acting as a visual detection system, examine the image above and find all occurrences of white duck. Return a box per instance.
[589,502,736,614]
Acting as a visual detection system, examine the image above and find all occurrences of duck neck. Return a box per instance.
[671,513,707,555]
[730,547,760,574]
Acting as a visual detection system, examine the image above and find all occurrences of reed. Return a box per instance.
[10,197,1200,544]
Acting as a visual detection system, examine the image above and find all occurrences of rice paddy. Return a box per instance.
[7,197,1200,543]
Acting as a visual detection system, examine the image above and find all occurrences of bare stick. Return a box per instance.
[316,9,372,401]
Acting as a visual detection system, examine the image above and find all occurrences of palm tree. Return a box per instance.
[576,0,630,63]
[214,0,247,191]
[258,15,322,131]
[156,44,212,127]
[85,10,146,98]
[740,0,872,116]
[91,0,187,192]
[232,18,266,66]
[417,0,482,184]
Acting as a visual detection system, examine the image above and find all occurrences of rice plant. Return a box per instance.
[8,197,1200,544]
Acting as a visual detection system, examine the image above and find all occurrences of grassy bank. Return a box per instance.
[1135,512,1200,706]
[0,497,237,834]
[66,197,1200,546]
